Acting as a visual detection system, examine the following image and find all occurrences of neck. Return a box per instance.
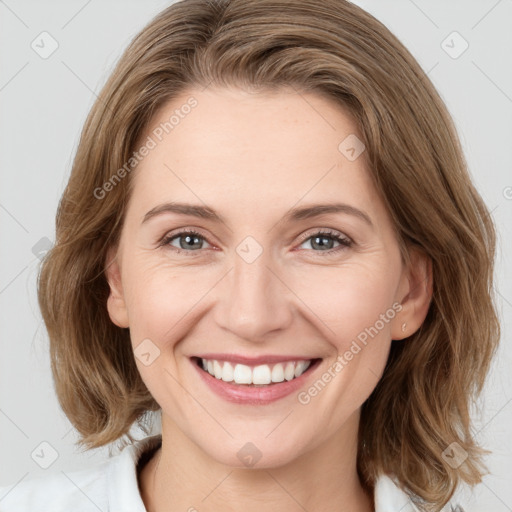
[139,413,373,512]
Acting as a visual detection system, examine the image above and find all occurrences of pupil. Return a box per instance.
[181,235,201,250]
[312,236,332,250]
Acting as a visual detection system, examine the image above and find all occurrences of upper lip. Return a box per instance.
[192,354,320,365]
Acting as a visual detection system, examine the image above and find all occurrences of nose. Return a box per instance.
[213,245,294,342]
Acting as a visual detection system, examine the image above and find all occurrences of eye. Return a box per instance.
[159,228,353,256]
[297,229,353,255]
[160,229,211,254]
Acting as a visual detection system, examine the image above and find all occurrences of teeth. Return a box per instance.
[252,365,271,385]
[284,362,295,381]
[199,358,313,385]
[233,363,252,384]
[221,361,234,382]
[295,360,310,377]
[271,363,285,383]
[213,360,223,379]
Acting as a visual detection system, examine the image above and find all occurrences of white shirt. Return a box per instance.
[0,434,461,511]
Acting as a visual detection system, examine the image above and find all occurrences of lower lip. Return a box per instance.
[191,358,322,405]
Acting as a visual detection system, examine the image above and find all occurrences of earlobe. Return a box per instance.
[105,246,129,328]
[392,246,433,340]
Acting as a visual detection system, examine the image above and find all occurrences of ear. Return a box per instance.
[391,245,433,340]
[105,245,129,328]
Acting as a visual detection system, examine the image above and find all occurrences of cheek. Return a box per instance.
[293,260,401,348]
[124,253,401,348]
[122,260,213,408]
[293,261,401,416]
[122,258,218,345]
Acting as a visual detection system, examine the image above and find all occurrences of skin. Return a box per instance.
[105,86,432,512]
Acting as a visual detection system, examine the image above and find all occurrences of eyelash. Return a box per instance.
[159,228,353,257]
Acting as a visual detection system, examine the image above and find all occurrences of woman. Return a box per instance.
[0,0,499,510]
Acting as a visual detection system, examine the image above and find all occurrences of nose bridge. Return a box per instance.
[215,240,292,341]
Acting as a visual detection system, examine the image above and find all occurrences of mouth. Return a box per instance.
[192,356,321,386]
[190,356,322,404]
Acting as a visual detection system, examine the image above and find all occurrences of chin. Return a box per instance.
[196,429,314,470]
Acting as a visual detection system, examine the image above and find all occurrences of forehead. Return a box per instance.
[128,86,382,223]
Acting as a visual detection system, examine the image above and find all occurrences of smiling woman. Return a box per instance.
[0,0,500,511]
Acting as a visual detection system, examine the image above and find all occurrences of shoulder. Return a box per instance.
[374,473,466,512]
[0,462,110,511]
[0,434,162,512]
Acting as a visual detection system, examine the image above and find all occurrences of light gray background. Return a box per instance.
[1,0,511,510]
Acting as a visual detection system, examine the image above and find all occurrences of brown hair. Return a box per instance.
[38,0,500,509]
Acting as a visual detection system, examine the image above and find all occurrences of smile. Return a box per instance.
[191,356,322,404]
[196,357,313,386]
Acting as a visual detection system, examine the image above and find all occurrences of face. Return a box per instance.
[106,86,429,469]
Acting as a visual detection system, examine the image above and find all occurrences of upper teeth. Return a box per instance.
[200,358,312,385]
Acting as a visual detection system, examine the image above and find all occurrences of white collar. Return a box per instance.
[108,434,459,511]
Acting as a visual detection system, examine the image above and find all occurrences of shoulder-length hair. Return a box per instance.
[38,0,500,509]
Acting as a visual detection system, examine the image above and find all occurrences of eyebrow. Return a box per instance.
[142,201,373,227]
